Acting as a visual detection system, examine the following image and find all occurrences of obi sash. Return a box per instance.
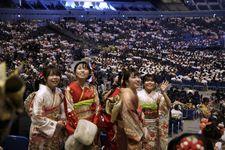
[142,103,158,119]
[73,99,96,120]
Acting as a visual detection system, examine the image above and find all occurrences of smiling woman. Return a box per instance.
[28,65,66,150]
[114,68,147,150]
[64,61,100,149]
[137,73,172,150]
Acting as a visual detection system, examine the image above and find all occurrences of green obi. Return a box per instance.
[73,99,95,109]
[142,103,158,119]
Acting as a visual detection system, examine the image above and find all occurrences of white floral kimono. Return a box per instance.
[138,89,169,150]
[28,84,66,150]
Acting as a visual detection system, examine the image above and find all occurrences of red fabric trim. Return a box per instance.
[110,87,120,97]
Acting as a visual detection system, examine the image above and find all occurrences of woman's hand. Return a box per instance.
[143,127,150,140]
[112,124,117,141]
[57,120,65,128]
[160,81,169,93]
[111,133,117,142]
[55,120,65,135]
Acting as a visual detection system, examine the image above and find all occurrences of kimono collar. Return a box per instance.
[39,84,56,93]
[76,81,90,90]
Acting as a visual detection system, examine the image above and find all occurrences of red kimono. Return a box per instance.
[102,87,121,150]
[64,81,100,135]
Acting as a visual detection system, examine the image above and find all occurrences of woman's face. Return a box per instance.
[46,72,60,89]
[144,79,156,92]
[127,73,141,90]
[75,64,90,80]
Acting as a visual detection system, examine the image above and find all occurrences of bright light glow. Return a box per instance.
[83,2,93,8]
[94,4,100,10]
[65,1,75,8]
[98,2,108,10]
[64,0,116,10]
[109,4,116,11]
[95,2,116,10]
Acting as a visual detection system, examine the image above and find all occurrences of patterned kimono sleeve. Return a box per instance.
[64,87,78,134]
[93,86,101,124]
[60,99,66,120]
[157,94,169,149]
[158,94,169,117]
[92,86,100,107]
[31,93,57,138]
[64,87,74,114]
[121,94,144,142]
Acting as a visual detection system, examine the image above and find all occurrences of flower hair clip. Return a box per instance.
[176,136,204,150]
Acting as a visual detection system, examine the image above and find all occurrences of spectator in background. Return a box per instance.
[199,97,211,118]
[171,104,183,120]
[201,115,224,150]
[192,91,201,107]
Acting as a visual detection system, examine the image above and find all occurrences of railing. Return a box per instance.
[171,83,225,91]
[0,8,225,21]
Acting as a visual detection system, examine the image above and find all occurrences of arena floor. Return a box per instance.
[169,118,200,141]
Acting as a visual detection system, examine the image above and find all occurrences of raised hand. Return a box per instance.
[160,80,170,93]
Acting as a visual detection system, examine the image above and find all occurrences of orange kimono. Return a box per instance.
[64,81,100,135]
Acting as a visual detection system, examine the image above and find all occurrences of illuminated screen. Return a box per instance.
[64,0,116,10]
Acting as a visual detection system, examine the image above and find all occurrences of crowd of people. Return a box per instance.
[0,17,225,95]
[61,17,225,88]
[0,16,225,149]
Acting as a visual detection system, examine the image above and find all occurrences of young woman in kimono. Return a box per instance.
[115,68,147,150]
[64,61,100,149]
[137,74,171,150]
[28,66,66,150]
[101,74,122,150]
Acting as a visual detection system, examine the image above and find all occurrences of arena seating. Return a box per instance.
[2,135,29,150]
